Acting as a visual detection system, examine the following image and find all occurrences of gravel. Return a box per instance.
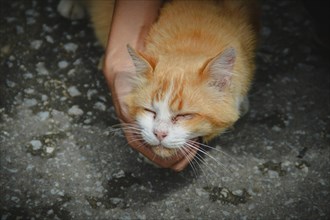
[1,0,329,219]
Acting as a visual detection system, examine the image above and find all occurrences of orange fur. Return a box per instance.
[86,0,259,156]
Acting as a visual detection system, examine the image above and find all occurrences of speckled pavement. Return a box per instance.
[1,0,329,219]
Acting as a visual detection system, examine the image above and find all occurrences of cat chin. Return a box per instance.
[150,137,199,159]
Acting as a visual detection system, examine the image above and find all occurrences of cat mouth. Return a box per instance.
[150,138,200,159]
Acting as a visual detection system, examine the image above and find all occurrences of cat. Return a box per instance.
[58,0,259,159]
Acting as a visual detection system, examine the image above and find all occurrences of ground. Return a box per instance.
[1,0,329,219]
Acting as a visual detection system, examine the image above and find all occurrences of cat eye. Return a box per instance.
[172,114,195,123]
[143,108,156,118]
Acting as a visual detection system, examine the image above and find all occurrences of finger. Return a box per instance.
[112,72,135,122]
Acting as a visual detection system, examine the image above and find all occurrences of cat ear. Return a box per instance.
[127,44,154,74]
[204,47,236,91]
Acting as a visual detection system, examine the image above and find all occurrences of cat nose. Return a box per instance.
[153,130,168,141]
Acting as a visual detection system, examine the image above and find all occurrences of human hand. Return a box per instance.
[102,0,198,171]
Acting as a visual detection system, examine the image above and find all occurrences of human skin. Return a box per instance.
[102,0,198,171]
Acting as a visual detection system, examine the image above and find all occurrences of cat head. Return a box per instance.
[125,45,239,158]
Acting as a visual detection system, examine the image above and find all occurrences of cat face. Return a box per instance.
[125,46,239,158]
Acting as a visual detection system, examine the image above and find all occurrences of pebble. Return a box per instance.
[24,88,35,94]
[42,24,52,33]
[67,86,81,97]
[110,197,123,205]
[195,188,207,196]
[27,17,36,25]
[58,60,69,69]
[67,69,75,76]
[45,35,54,44]
[30,140,42,150]
[46,147,55,154]
[23,73,33,79]
[6,80,16,88]
[16,25,24,34]
[24,98,38,107]
[64,42,78,53]
[94,102,106,111]
[36,62,49,75]
[1,45,10,55]
[30,40,43,50]
[113,170,125,178]
[37,111,49,121]
[87,89,97,100]
[268,170,280,179]
[11,196,20,203]
[68,105,84,116]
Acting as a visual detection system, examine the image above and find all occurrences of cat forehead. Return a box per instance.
[151,79,185,112]
[153,98,172,120]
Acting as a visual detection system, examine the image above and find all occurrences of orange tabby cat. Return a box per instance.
[58,0,259,159]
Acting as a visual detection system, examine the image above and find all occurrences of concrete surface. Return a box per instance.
[1,0,329,219]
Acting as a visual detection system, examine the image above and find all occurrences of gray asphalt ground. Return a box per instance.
[1,0,329,219]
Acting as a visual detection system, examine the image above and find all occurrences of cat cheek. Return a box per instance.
[136,115,159,145]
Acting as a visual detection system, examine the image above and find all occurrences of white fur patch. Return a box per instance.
[137,86,194,149]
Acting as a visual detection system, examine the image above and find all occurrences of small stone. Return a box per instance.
[26,164,34,171]
[6,80,16,88]
[73,59,81,65]
[284,198,294,206]
[271,126,281,132]
[110,197,123,205]
[37,111,49,121]
[222,211,230,216]
[45,35,54,44]
[5,17,16,23]
[67,86,81,97]
[195,188,207,196]
[41,95,48,101]
[87,89,97,100]
[16,25,24,34]
[113,170,125,178]
[30,40,43,49]
[11,196,20,203]
[58,60,69,69]
[42,24,52,33]
[68,105,84,116]
[27,17,36,25]
[64,42,78,53]
[268,170,279,179]
[23,98,38,107]
[46,147,55,154]
[67,69,75,76]
[24,88,35,94]
[1,45,11,55]
[94,102,106,111]
[30,140,42,150]
[36,62,49,75]
[23,73,33,79]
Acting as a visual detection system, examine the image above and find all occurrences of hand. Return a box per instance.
[102,0,198,171]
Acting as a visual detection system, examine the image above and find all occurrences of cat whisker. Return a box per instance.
[189,140,241,167]
[179,145,220,182]
[192,151,221,181]
[185,142,233,175]
[178,147,199,179]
